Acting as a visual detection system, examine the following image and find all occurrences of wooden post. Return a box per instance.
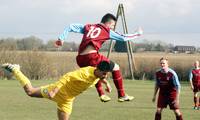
[107,3,136,79]
[107,4,120,58]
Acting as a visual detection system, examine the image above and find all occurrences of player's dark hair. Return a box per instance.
[97,61,114,72]
[101,13,117,23]
[160,57,168,61]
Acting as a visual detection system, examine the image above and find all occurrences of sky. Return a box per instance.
[0,0,199,46]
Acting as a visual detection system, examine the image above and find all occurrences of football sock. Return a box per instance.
[13,69,31,87]
[95,80,104,96]
[194,96,198,107]
[155,112,161,120]
[176,114,183,120]
[112,70,125,97]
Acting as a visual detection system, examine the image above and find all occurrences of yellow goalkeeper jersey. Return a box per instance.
[13,65,100,114]
[54,66,99,98]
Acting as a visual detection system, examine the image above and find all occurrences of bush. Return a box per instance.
[0,51,199,81]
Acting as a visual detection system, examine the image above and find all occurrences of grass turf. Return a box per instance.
[0,79,199,120]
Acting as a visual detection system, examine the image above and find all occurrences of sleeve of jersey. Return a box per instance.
[58,24,84,41]
[188,70,193,82]
[109,29,142,41]
[171,70,181,91]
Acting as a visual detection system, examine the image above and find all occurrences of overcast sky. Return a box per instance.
[0,0,199,46]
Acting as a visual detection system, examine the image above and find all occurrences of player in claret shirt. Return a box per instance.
[152,57,183,120]
[55,13,143,102]
[189,60,200,110]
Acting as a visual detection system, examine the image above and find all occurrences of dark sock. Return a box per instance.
[155,112,161,120]
[176,114,183,120]
[194,96,198,107]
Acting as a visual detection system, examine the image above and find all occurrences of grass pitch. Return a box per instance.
[0,79,199,120]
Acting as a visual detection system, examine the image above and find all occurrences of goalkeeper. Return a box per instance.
[1,61,113,120]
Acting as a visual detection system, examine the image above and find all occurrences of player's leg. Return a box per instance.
[193,91,198,109]
[57,109,70,120]
[173,109,183,120]
[76,53,111,102]
[197,87,200,109]
[23,84,43,97]
[169,94,183,120]
[111,62,134,102]
[1,63,43,98]
[154,108,163,120]
[56,98,74,120]
[198,91,200,109]
[88,53,134,102]
[112,63,124,97]
[196,91,200,109]
[95,81,111,102]
[155,94,167,120]
[96,53,134,102]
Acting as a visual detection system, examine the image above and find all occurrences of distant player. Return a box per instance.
[1,61,113,120]
[189,60,200,110]
[152,57,183,120]
[55,13,143,102]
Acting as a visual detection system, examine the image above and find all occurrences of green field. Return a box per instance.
[0,79,199,120]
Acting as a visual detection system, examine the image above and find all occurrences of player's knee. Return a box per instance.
[194,92,198,97]
[174,109,181,116]
[113,63,120,71]
[25,89,35,97]
[156,108,162,114]
[26,91,34,97]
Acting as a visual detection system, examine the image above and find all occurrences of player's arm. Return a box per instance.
[55,24,84,47]
[48,82,64,99]
[171,71,181,102]
[48,87,59,99]
[152,83,159,102]
[109,27,143,42]
[189,69,194,90]
[152,74,160,102]
[100,79,112,93]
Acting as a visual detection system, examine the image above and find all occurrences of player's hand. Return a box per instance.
[103,79,112,93]
[152,97,156,103]
[135,27,143,35]
[48,87,59,99]
[100,78,112,93]
[190,85,194,90]
[176,99,179,106]
[54,39,63,48]
[105,82,112,93]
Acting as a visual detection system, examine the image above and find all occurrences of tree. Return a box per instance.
[0,38,17,50]
[16,36,43,50]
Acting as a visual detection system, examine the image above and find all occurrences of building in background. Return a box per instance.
[174,45,196,54]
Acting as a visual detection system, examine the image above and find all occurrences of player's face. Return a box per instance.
[194,61,199,68]
[160,60,169,70]
[105,20,116,30]
[95,70,109,79]
[99,71,108,79]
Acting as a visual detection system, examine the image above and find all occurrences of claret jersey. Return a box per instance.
[155,68,180,94]
[58,23,142,54]
[189,68,200,86]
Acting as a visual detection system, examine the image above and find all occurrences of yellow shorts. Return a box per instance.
[40,83,75,114]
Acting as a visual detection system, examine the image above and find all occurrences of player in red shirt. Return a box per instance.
[189,60,200,110]
[152,57,183,120]
[55,13,143,102]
